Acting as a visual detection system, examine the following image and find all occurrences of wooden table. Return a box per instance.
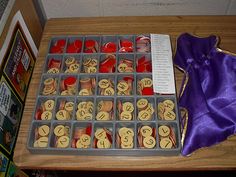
[14,16,236,170]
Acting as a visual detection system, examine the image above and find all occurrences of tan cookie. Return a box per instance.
[158,125,170,137]
[41,111,52,120]
[44,100,55,111]
[61,90,69,96]
[97,139,111,149]
[122,102,134,112]
[80,134,91,146]
[121,143,134,149]
[95,128,107,140]
[163,110,176,120]
[157,102,165,114]
[87,66,97,73]
[137,98,148,109]
[118,63,128,72]
[143,136,156,149]
[65,101,74,112]
[79,89,90,96]
[138,110,151,121]
[89,58,98,67]
[145,103,154,115]
[56,110,70,120]
[163,99,175,110]
[160,137,173,149]
[104,87,115,96]
[44,78,54,86]
[118,127,134,137]
[141,78,153,88]
[65,56,75,66]
[77,101,87,110]
[54,125,65,137]
[81,113,93,120]
[121,135,133,146]
[37,137,48,148]
[47,67,60,74]
[98,79,110,89]
[140,125,152,137]
[117,81,129,91]
[76,109,86,120]
[38,125,50,137]
[120,111,132,121]
[69,63,80,73]
[57,135,69,148]
[96,111,110,121]
[76,139,89,148]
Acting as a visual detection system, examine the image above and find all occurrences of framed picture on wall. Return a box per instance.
[0,151,9,177]
[0,76,23,155]
[2,22,36,101]
[0,11,38,102]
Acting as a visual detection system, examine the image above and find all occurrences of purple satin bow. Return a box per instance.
[174,33,236,156]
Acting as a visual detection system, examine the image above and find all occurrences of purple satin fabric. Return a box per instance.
[174,33,236,156]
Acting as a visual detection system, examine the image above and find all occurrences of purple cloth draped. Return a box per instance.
[174,33,236,156]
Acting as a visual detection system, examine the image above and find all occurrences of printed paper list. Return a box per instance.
[151,34,175,94]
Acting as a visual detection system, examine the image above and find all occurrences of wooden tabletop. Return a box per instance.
[14,16,236,170]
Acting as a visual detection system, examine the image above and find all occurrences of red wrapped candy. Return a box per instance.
[101,42,116,53]
[64,76,76,87]
[48,58,61,69]
[50,39,66,53]
[86,124,92,136]
[66,39,82,53]
[142,87,154,95]
[84,40,98,53]
[99,55,116,73]
[136,56,152,72]
[119,39,133,52]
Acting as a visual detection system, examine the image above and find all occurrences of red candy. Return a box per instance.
[120,40,132,48]
[50,46,63,53]
[136,65,145,72]
[64,76,76,87]
[67,39,82,53]
[85,40,95,48]
[66,45,75,53]
[84,40,98,53]
[99,55,116,73]
[138,56,146,65]
[104,128,113,144]
[142,87,154,95]
[50,39,66,53]
[56,39,66,47]
[48,58,61,69]
[119,39,133,52]
[74,40,82,48]
[119,47,133,53]
[35,109,42,120]
[123,76,134,82]
[86,125,92,136]
[145,62,152,72]
[136,56,152,72]
[101,42,116,53]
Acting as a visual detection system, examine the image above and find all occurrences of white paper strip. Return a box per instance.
[151,34,176,94]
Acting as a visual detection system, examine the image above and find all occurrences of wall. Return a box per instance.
[40,0,236,19]
[0,0,43,48]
